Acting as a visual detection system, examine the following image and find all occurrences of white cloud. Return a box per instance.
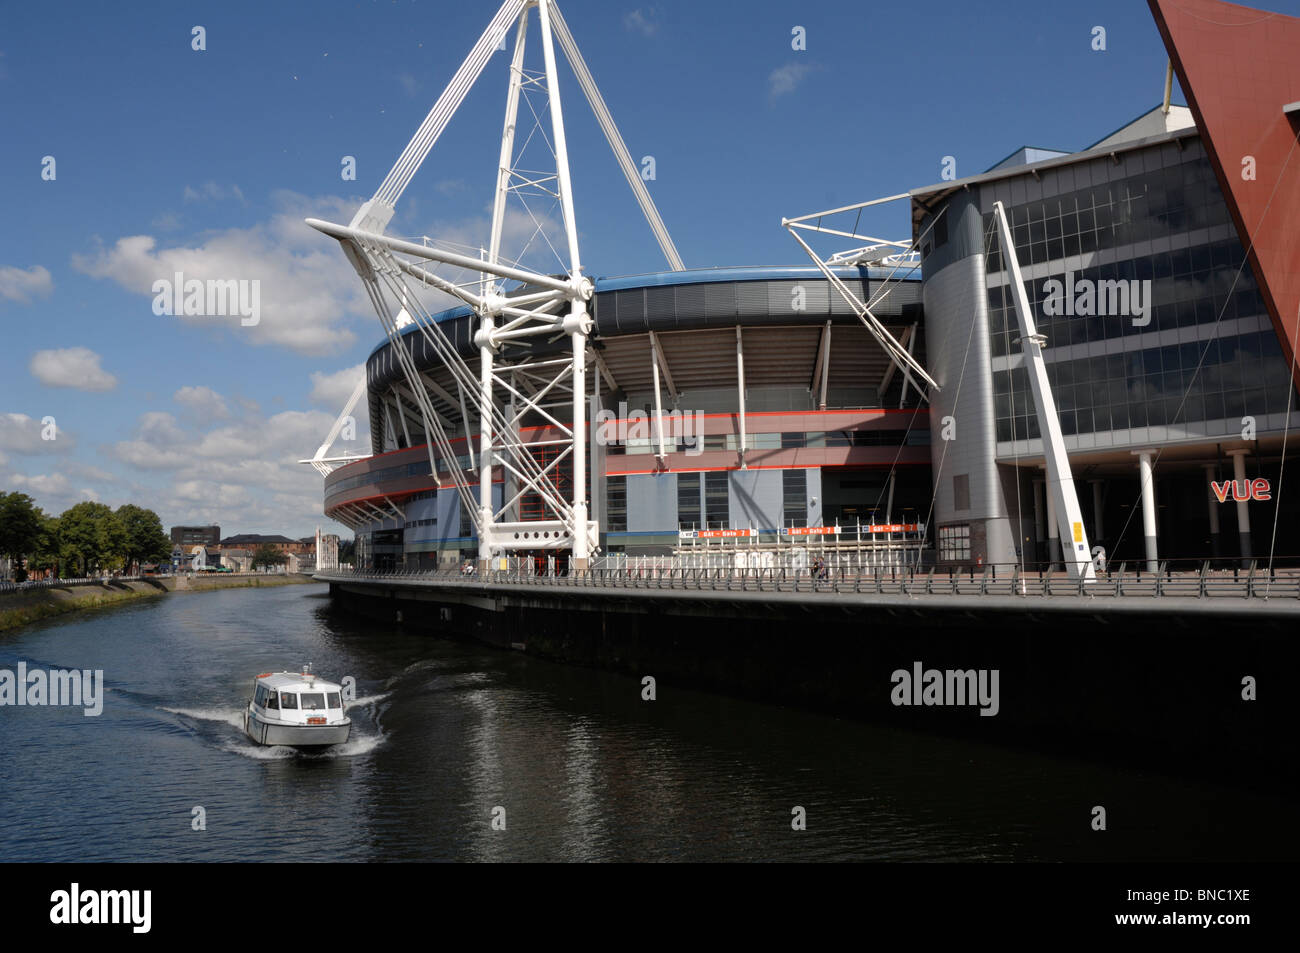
[71,193,370,356]
[309,364,366,408]
[0,264,53,303]
[2,471,97,507]
[0,413,72,454]
[136,411,189,446]
[623,8,661,36]
[768,62,813,97]
[106,403,341,515]
[29,347,118,392]
[174,385,231,419]
[3,391,354,534]
[106,440,191,470]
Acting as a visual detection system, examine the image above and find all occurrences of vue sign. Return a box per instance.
[1211,478,1271,503]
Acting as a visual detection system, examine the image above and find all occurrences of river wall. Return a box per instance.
[326,578,1298,790]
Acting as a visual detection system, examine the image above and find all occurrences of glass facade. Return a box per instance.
[983,141,1296,446]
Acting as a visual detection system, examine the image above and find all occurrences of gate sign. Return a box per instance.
[678,528,755,539]
[785,526,842,537]
[862,523,920,533]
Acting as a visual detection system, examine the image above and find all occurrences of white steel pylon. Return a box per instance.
[307,0,682,571]
[991,201,1095,583]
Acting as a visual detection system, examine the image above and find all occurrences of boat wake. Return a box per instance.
[161,706,245,730]
[218,732,384,760]
[346,692,390,710]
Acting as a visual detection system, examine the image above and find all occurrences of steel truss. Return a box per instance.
[307,0,682,569]
[782,194,940,393]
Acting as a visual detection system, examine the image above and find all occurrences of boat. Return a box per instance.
[242,667,351,748]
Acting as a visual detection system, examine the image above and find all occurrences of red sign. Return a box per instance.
[679,529,754,539]
[1210,479,1270,503]
[785,526,842,536]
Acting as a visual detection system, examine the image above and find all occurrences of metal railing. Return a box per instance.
[0,569,298,596]
[317,559,1300,601]
[0,575,151,595]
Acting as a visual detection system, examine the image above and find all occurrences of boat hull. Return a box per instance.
[243,708,350,748]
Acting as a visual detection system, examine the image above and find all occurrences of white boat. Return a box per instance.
[242,669,351,748]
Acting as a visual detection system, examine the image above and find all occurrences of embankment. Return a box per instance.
[0,574,319,633]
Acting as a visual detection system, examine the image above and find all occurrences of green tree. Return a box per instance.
[29,512,62,577]
[0,492,42,577]
[57,502,128,576]
[251,544,288,571]
[114,504,171,573]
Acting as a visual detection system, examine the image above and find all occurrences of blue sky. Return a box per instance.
[3,0,1297,537]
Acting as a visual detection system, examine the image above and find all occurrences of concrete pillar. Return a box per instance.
[1203,463,1222,558]
[1228,449,1253,564]
[1090,479,1104,543]
[1134,450,1158,573]
[1032,478,1046,565]
[1043,468,1060,568]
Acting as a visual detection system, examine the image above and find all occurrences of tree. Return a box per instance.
[114,504,171,573]
[0,492,42,576]
[57,502,128,576]
[251,544,288,571]
[28,512,62,577]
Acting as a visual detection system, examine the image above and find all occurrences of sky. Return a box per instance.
[4,0,1298,539]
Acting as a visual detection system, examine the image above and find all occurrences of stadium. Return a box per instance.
[312,0,1300,574]
[322,265,932,570]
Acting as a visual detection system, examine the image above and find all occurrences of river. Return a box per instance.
[0,583,1292,861]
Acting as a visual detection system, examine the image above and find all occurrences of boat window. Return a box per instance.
[253,685,268,707]
[265,690,279,710]
[279,692,298,709]
[299,692,326,711]
[327,692,342,709]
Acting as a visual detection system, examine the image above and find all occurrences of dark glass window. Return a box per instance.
[953,474,970,512]
[677,473,701,528]
[606,476,627,532]
[704,471,729,526]
[782,469,807,527]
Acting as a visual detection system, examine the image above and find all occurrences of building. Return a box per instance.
[317,0,1300,573]
[911,0,1300,568]
[188,546,220,571]
[219,534,312,555]
[218,548,253,573]
[323,266,932,570]
[170,525,220,548]
[316,529,340,571]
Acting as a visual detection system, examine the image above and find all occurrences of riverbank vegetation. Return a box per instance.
[0,492,171,581]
